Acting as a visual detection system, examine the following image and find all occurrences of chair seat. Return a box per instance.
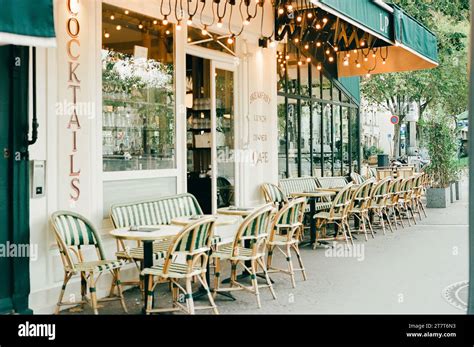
[313,211,343,220]
[141,262,204,279]
[314,202,333,211]
[73,259,127,273]
[115,240,172,261]
[268,234,297,245]
[211,243,263,260]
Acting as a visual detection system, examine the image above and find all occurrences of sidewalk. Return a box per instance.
[69,176,469,314]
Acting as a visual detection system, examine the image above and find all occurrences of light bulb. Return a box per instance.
[187,37,192,42]
[165,30,170,35]
[202,27,208,35]
[306,57,311,62]
[110,15,115,20]
[294,38,299,43]
[364,57,368,62]
[124,10,129,15]
[176,21,182,31]
[361,40,366,47]
[163,17,168,25]
[382,59,386,65]
[322,18,328,23]
[104,32,110,38]
[298,61,303,66]
[296,16,302,22]
[138,23,144,29]
[278,8,284,14]
[325,49,330,55]
[304,44,309,50]
[316,42,321,47]
[317,64,322,70]
[269,40,276,48]
[343,58,349,66]
[372,53,376,58]
[217,20,223,28]
[116,25,122,31]
[315,23,321,30]
[353,49,357,53]
[356,61,361,68]
[227,36,234,44]
[244,18,250,25]
[329,56,334,62]
[287,4,293,11]
[187,17,193,25]
[366,73,371,78]
[153,20,158,25]
[334,47,339,52]
[307,12,313,18]
[285,55,289,60]
[346,53,350,58]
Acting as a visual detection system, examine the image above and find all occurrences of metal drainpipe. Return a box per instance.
[28,47,38,146]
[468,0,474,314]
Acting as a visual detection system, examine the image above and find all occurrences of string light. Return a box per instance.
[356,61,361,68]
[110,15,115,20]
[306,57,311,62]
[317,64,322,70]
[176,21,182,31]
[217,19,223,28]
[287,4,293,11]
[104,31,110,38]
[328,56,334,62]
[307,12,313,19]
[187,17,193,25]
[296,16,302,22]
[138,22,144,29]
[162,16,168,25]
[202,26,208,35]
[315,23,321,30]
[153,20,158,25]
[124,10,129,15]
[298,61,303,66]
[343,58,349,66]
[316,42,321,47]
[322,18,328,23]
[304,44,309,50]
[278,8,284,14]
[227,35,235,44]
[116,25,122,31]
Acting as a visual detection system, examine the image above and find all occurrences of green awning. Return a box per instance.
[312,0,439,77]
[0,0,56,47]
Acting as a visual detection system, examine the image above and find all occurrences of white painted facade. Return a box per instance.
[28,0,278,313]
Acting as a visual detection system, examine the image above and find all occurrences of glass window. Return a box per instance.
[350,107,360,173]
[312,103,323,177]
[277,44,286,94]
[342,107,350,175]
[322,103,332,176]
[300,101,311,176]
[300,58,309,97]
[332,86,341,102]
[277,96,287,179]
[287,45,298,95]
[187,26,235,55]
[287,99,299,178]
[311,66,321,99]
[333,105,341,175]
[322,75,331,100]
[102,4,175,172]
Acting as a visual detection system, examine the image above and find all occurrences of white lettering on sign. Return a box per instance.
[379,14,390,34]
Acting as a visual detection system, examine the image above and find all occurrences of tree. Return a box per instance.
[361,0,469,157]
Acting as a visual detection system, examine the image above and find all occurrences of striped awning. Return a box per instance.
[0,0,56,47]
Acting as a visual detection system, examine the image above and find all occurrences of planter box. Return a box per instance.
[455,181,461,200]
[450,183,456,203]
[426,187,451,208]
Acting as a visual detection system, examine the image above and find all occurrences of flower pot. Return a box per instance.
[455,181,461,200]
[426,187,451,208]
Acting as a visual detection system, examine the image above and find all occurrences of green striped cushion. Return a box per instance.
[314,202,333,211]
[350,173,366,185]
[111,194,203,228]
[74,259,126,273]
[277,204,301,225]
[53,214,97,247]
[242,209,273,238]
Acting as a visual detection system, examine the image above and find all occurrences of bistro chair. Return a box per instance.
[398,177,418,226]
[313,183,354,248]
[385,178,405,230]
[212,204,277,308]
[377,168,393,180]
[261,182,289,209]
[347,179,375,241]
[368,177,393,235]
[267,198,308,288]
[367,167,378,180]
[50,211,128,315]
[413,173,428,219]
[142,217,218,315]
[350,172,366,185]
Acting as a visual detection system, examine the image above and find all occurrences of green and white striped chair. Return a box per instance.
[368,177,393,234]
[261,183,288,208]
[212,204,277,308]
[350,172,366,185]
[367,167,378,180]
[267,197,308,288]
[142,217,218,315]
[50,211,128,315]
[279,177,333,212]
[315,176,349,189]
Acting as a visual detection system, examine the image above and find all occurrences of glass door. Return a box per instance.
[211,63,236,212]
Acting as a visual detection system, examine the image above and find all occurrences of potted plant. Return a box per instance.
[424,116,461,208]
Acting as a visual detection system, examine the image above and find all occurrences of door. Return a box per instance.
[211,62,237,212]
[0,45,14,314]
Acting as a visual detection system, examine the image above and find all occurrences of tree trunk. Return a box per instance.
[393,122,401,158]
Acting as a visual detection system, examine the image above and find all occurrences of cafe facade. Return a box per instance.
[0,0,438,313]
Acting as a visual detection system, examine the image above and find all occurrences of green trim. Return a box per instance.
[90,287,96,293]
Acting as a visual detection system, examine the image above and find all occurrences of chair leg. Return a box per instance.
[55,273,73,315]
[257,257,277,300]
[185,278,195,314]
[292,244,307,281]
[419,199,428,218]
[365,214,375,238]
[89,272,99,315]
[345,220,354,245]
[200,273,219,314]
[267,245,275,269]
[251,260,262,309]
[285,244,296,288]
[115,269,128,314]
[145,275,154,315]
[384,209,394,233]
[80,272,87,309]
[379,211,387,235]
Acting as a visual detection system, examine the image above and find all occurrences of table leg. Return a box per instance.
[142,241,154,314]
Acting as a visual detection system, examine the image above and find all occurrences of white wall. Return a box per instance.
[28,0,277,313]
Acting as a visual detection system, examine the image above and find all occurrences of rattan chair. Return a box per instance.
[313,183,354,247]
[212,204,277,308]
[142,217,218,315]
[347,179,375,241]
[350,172,366,185]
[50,211,128,315]
[368,177,393,235]
[261,183,289,209]
[398,177,418,226]
[385,177,405,230]
[412,173,427,220]
[267,197,307,288]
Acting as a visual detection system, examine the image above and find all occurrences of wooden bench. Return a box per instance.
[315,176,348,189]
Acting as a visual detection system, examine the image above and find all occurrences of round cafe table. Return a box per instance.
[110,225,183,314]
[216,206,256,217]
[171,214,238,227]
